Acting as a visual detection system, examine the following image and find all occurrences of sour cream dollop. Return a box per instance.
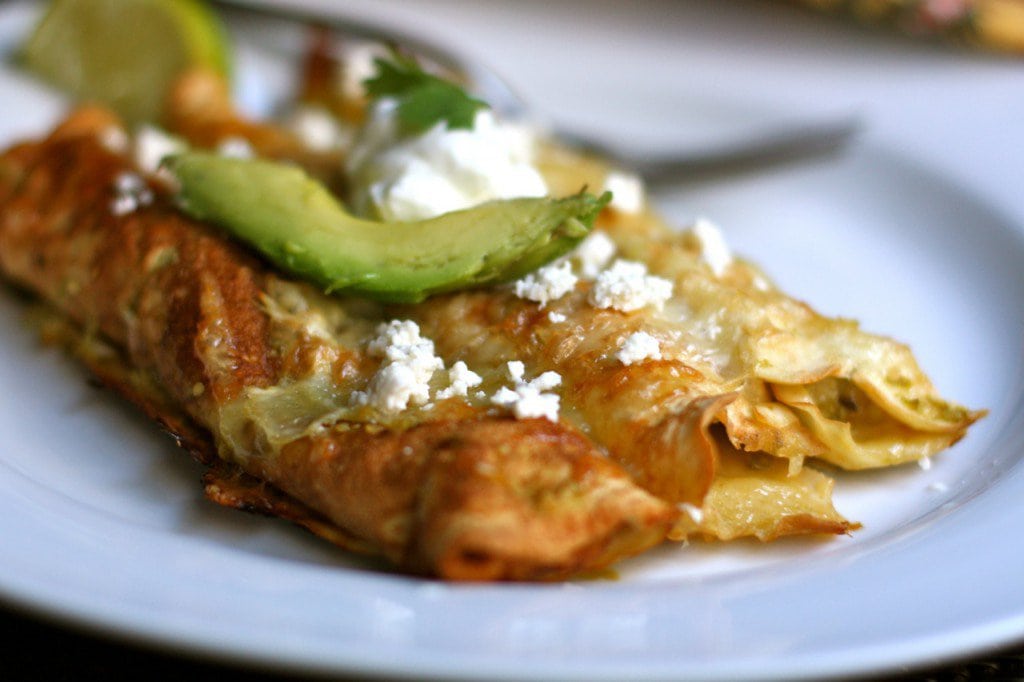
[346,98,548,222]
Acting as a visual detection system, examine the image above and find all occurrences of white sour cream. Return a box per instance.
[346,98,548,221]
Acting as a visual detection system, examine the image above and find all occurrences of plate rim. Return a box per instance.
[1,2,1023,680]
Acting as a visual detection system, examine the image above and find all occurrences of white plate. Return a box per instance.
[1,2,1023,680]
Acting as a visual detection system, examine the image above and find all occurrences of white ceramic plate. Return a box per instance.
[1,2,1022,680]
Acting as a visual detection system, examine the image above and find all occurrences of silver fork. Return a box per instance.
[212,0,860,184]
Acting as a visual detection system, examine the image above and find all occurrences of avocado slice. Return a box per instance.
[166,152,607,303]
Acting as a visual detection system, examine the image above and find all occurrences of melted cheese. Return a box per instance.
[210,144,981,544]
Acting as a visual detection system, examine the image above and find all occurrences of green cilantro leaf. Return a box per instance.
[362,52,425,98]
[363,52,489,134]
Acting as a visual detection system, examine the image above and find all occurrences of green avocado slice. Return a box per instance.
[166,152,607,303]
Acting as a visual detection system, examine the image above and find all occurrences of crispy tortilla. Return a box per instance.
[0,104,984,578]
[0,112,676,580]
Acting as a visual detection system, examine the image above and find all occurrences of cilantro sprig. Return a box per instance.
[363,51,489,135]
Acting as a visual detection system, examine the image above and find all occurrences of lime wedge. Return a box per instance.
[21,0,230,123]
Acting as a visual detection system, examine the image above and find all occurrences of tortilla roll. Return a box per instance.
[0,109,676,580]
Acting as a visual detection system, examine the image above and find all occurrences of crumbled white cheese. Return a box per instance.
[603,171,645,214]
[367,320,444,382]
[491,386,521,406]
[513,260,578,306]
[285,106,348,152]
[337,43,384,101]
[615,331,663,365]
[110,195,138,217]
[361,363,429,413]
[547,311,567,324]
[691,217,733,277]
[435,361,483,400]
[572,230,616,278]
[347,99,547,221]
[531,371,562,392]
[367,320,419,356]
[354,319,444,414]
[491,364,563,422]
[109,171,154,216]
[506,360,526,384]
[217,136,255,159]
[491,384,560,422]
[678,503,704,524]
[589,259,673,312]
[134,125,186,175]
[114,171,147,195]
[99,125,129,154]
